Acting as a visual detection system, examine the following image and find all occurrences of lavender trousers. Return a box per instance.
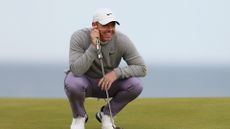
[64,72,143,118]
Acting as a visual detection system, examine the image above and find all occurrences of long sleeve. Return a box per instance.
[113,33,147,79]
[69,29,97,76]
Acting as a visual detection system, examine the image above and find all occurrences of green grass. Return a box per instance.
[0,97,230,129]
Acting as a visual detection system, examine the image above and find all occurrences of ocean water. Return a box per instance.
[143,64,230,97]
[0,63,230,98]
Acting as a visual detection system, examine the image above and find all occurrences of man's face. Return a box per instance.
[97,22,116,42]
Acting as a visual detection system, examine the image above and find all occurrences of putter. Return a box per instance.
[96,39,123,129]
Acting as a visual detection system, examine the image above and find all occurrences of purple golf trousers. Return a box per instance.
[64,72,143,118]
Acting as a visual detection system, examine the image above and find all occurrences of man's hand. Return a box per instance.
[99,70,117,91]
[91,24,100,48]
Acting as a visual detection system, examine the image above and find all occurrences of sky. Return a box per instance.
[0,0,230,65]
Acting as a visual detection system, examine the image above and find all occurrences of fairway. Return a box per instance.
[0,97,230,129]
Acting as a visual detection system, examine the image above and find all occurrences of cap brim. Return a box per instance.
[98,17,120,25]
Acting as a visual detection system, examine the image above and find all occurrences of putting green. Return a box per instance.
[0,97,230,129]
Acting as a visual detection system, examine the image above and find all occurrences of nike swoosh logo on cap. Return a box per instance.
[107,13,112,16]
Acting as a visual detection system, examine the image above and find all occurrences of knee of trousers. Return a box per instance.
[64,74,87,97]
[127,77,143,98]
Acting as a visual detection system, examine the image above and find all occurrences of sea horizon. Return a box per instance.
[0,62,230,98]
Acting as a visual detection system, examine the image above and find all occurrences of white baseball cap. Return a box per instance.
[93,8,120,25]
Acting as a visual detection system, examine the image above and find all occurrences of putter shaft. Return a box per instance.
[96,39,117,128]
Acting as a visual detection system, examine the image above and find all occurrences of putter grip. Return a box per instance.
[96,39,103,59]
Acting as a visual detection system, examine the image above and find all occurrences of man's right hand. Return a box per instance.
[91,24,100,48]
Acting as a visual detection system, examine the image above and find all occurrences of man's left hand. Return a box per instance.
[98,70,117,91]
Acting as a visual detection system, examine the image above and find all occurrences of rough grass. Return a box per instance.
[0,97,230,129]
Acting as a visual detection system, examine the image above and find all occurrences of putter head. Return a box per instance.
[115,127,123,129]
